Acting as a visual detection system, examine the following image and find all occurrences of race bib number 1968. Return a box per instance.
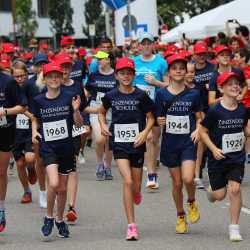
[43,119,68,142]
[114,123,139,143]
[222,132,244,154]
[166,115,190,134]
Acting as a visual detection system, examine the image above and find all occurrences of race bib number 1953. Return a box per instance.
[43,119,68,142]
[114,123,139,143]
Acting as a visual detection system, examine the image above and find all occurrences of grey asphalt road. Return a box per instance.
[1,147,250,250]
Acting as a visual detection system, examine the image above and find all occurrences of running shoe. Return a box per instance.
[55,221,70,238]
[96,164,105,181]
[78,152,86,165]
[126,223,139,241]
[187,201,200,224]
[0,210,6,233]
[133,192,142,205]
[66,206,77,224]
[176,215,188,234]
[41,217,54,240]
[146,173,159,189]
[27,167,37,185]
[194,178,204,189]
[21,192,32,204]
[39,190,47,208]
[229,224,243,242]
[104,168,113,180]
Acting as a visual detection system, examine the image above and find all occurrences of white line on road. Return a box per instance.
[225,202,250,215]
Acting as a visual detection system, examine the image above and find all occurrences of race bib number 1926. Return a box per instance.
[166,115,190,134]
[222,132,244,154]
[43,119,68,142]
[114,123,139,143]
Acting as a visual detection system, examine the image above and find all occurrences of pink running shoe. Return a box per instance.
[133,192,142,205]
[126,223,139,241]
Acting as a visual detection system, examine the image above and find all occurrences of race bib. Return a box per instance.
[136,84,155,100]
[222,132,244,154]
[16,114,29,129]
[43,119,68,142]
[0,107,7,127]
[166,115,190,134]
[96,92,105,105]
[114,123,139,143]
[72,125,87,137]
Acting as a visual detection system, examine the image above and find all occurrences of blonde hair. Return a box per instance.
[36,71,46,91]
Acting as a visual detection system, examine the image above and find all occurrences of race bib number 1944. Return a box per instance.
[166,115,190,134]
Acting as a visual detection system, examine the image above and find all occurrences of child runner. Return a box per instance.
[11,61,37,203]
[200,71,249,242]
[99,57,155,240]
[31,63,83,240]
[0,66,27,232]
[156,54,202,234]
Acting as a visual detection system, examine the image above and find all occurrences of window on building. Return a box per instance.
[0,0,12,12]
[38,0,49,17]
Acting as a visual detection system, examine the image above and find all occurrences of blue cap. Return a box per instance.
[33,54,49,65]
[138,32,154,43]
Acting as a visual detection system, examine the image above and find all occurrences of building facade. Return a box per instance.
[0,0,87,39]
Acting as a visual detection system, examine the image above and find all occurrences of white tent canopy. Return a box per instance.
[161,0,250,42]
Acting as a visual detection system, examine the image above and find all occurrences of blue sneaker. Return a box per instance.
[55,221,70,238]
[41,217,54,240]
[96,164,105,181]
[105,168,113,180]
[0,210,6,232]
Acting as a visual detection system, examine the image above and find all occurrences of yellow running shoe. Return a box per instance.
[187,201,200,224]
[176,215,188,234]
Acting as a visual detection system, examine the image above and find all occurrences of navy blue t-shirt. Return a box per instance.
[201,102,248,169]
[0,72,27,128]
[32,90,75,157]
[155,88,202,152]
[85,71,117,103]
[195,61,215,112]
[209,67,245,98]
[102,87,154,153]
[70,60,87,83]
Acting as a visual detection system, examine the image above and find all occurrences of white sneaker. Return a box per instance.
[146,174,159,189]
[78,153,86,165]
[39,191,47,209]
[194,178,205,189]
[229,224,243,242]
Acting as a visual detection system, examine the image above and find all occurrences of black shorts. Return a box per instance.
[0,126,15,152]
[208,164,245,191]
[12,140,34,161]
[113,150,144,168]
[43,154,76,175]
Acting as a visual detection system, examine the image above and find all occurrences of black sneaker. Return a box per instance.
[55,221,70,238]
[41,217,54,240]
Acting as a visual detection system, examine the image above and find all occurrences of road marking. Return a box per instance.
[225,202,250,215]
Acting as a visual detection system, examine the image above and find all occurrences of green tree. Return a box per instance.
[16,0,38,46]
[83,0,106,38]
[48,0,74,44]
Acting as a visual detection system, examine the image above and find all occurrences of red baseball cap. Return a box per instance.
[162,49,175,59]
[217,71,240,86]
[60,36,74,46]
[78,48,87,57]
[214,45,231,55]
[43,63,63,76]
[115,57,135,72]
[23,52,33,60]
[167,54,187,67]
[193,42,208,54]
[179,50,192,59]
[0,55,11,69]
[55,53,73,65]
[40,43,49,50]
[2,43,15,53]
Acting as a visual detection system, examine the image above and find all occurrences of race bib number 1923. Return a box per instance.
[43,119,68,142]
[114,123,139,143]
[222,132,244,154]
[166,115,190,134]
